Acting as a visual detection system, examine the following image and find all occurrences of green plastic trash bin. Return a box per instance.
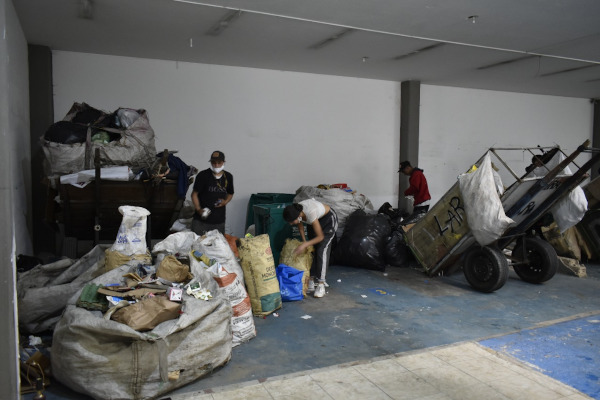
[246,193,296,230]
[253,203,294,265]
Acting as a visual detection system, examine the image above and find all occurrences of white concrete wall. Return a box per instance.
[419,85,593,204]
[52,52,594,237]
[53,52,401,236]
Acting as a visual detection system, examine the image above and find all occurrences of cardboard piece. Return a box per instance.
[97,287,166,299]
[110,295,181,331]
[156,255,193,283]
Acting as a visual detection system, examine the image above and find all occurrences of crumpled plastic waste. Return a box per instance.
[186,282,212,300]
[29,335,42,346]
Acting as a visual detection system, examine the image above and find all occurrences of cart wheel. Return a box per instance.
[512,237,558,283]
[463,246,509,293]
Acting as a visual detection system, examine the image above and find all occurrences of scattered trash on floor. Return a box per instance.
[300,315,312,319]
[370,288,390,296]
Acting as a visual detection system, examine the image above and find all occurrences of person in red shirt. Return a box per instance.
[399,160,431,215]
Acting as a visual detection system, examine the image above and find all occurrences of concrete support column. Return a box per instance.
[28,45,55,255]
[593,99,600,180]
[398,80,421,210]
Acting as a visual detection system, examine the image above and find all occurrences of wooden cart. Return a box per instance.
[57,149,185,256]
[404,140,600,292]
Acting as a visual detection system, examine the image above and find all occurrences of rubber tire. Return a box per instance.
[463,246,509,293]
[512,237,558,283]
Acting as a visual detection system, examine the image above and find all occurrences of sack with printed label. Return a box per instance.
[109,205,150,256]
[209,262,256,346]
[237,234,281,317]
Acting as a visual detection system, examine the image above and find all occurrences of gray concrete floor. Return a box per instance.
[29,259,600,399]
[168,260,600,396]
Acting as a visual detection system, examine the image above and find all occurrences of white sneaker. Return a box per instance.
[307,279,315,293]
[323,281,329,288]
[314,283,326,298]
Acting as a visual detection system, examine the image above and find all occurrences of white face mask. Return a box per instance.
[211,166,224,174]
[297,217,303,224]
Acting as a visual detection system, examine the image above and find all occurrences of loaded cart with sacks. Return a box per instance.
[403,140,600,293]
[42,102,196,256]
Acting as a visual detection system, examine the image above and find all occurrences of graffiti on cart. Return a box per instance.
[545,179,561,191]
[434,196,466,236]
[517,201,536,216]
[514,179,560,218]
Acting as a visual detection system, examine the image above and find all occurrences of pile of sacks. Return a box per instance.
[18,205,317,399]
[48,207,236,400]
[41,102,157,182]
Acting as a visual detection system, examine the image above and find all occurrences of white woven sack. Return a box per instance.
[41,139,87,176]
[51,260,232,400]
[526,152,588,233]
[41,105,156,177]
[458,152,514,246]
[208,262,256,347]
[17,246,106,334]
[152,231,200,256]
[91,109,156,171]
[192,230,244,282]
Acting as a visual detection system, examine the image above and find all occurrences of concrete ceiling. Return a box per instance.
[13,0,600,99]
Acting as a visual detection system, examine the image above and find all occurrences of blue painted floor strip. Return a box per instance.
[480,315,600,399]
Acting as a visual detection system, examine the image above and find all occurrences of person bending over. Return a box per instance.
[283,199,338,298]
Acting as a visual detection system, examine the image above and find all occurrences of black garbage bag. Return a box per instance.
[384,230,412,267]
[378,202,409,231]
[44,121,121,145]
[378,202,397,217]
[70,102,119,129]
[401,210,427,226]
[70,104,105,125]
[333,210,391,271]
[16,254,42,273]
[44,121,88,144]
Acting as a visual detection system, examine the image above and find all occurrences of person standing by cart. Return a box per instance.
[283,199,338,298]
[191,150,234,235]
[399,160,431,216]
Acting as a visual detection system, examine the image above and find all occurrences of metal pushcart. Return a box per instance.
[403,140,600,292]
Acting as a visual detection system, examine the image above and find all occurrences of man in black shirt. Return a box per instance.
[191,150,234,235]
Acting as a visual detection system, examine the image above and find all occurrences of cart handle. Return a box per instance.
[503,140,590,219]
[498,147,600,249]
